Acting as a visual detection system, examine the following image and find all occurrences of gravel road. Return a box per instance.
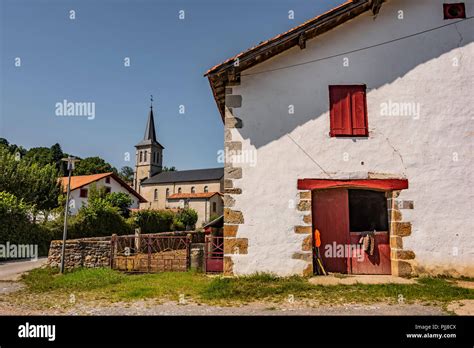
[0,298,448,316]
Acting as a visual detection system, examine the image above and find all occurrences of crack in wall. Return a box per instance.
[374,130,407,176]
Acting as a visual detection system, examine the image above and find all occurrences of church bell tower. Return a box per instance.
[133,97,164,192]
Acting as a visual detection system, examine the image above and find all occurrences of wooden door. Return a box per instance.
[312,189,350,273]
[349,232,391,274]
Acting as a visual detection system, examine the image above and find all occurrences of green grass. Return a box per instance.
[18,268,474,306]
[21,267,211,302]
[22,267,127,292]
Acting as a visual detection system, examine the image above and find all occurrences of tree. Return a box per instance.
[119,166,134,183]
[23,147,53,167]
[162,166,177,172]
[50,143,64,172]
[0,146,60,218]
[1,139,27,158]
[105,192,133,217]
[74,156,117,175]
[20,143,65,173]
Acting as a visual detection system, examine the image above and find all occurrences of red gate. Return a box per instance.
[205,236,223,273]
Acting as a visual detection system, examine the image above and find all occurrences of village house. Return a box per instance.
[133,105,224,226]
[59,172,145,214]
[206,0,473,277]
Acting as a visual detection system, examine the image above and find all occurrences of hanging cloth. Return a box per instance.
[358,231,376,256]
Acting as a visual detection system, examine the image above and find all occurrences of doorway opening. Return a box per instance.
[312,188,391,275]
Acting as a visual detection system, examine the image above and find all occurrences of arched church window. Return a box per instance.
[178,187,182,194]
[191,187,195,194]
[166,188,170,197]
[139,151,143,162]
[144,151,147,162]
[154,189,158,201]
[204,186,208,193]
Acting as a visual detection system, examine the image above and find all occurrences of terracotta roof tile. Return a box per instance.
[59,172,147,203]
[59,173,112,192]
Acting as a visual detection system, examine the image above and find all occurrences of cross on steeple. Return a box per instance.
[150,94,154,109]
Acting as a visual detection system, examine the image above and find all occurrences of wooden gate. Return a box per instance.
[205,236,223,273]
[111,234,190,273]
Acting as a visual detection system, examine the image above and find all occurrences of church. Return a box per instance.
[132,104,223,227]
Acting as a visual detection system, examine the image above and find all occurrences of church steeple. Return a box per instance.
[133,96,164,192]
[144,106,157,143]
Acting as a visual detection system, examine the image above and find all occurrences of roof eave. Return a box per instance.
[205,0,378,121]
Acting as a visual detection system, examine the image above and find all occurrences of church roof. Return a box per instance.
[141,167,224,185]
[135,107,164,148]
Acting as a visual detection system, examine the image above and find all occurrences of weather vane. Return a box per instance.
[150,94,154,108]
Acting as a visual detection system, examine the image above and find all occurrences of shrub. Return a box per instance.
[130,209,175,234]
[171,217,185,231]
[67,198,132,238]
[176,208,198,229]
[0,191,54,256]
[104,192,133,217]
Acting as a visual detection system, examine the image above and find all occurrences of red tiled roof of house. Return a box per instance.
[167,192,222,200]
[58,172,147,203]
[59,173,112,191]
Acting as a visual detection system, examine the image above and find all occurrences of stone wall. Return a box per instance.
[223,84,248,276]
[47,237,111,269]
[47,235,206,271]
[388,192,415,276]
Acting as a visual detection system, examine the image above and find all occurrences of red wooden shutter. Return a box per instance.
[329,86,352,136]
[329,85,368,137]
[350,86,368,136]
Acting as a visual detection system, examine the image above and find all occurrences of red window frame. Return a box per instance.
[329,85,368,137]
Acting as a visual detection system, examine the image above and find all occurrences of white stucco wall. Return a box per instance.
[227,0,474,276]
[68,176,140,214]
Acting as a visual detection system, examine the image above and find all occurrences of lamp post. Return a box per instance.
[60,156,80,274]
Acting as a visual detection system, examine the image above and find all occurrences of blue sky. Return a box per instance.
[0,0,344,170]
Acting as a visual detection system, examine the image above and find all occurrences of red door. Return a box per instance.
[312,189,350,273]
[349,232,391,274]
[312,188,391,275]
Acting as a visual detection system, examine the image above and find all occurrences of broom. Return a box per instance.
[313,229,327,276]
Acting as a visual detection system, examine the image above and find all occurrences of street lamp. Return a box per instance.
[60,156,80,274]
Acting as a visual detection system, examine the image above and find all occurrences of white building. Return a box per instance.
[59,172,146,214]
[206,0,474,277]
